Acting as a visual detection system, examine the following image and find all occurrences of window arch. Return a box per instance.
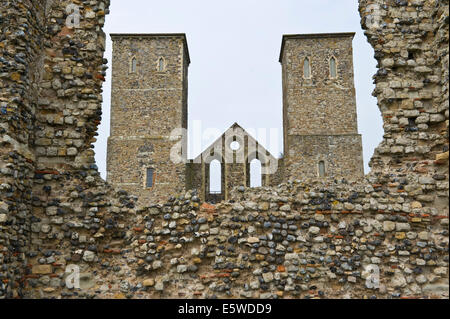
[158,57,165,72]
[303,57,311,78]
[130,57,137,73]
[318,161,326,177]
[329,56,337,78]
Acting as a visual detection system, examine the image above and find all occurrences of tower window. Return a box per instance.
[209,160,222,194]
[130,57,137,73]
[146,168,155,188]
[330,57,337,78]
[158,57,165,72]
[303,57,311,78]
[318,161,325,177]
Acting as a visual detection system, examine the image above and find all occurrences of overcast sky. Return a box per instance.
[94,0,383,181]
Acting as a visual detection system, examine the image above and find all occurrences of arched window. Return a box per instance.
[250,159,262,188]
[130,57,137,73]
[318,161,326,177]
[330,57,337,78]
[209,160,222,193]
[303,57,311,78]
[158,57,165,72]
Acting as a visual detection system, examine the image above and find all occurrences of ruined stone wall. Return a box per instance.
[0,0,448,299]
[360,0,449,177]
[281,33,364,182]
[21,180,450,299]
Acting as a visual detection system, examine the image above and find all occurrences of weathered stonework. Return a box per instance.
[107,34,189,204]
[280,33,365,181]
[0,0,448,300]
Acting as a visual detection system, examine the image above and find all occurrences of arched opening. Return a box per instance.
[330,57,337,78]
[209,159,222,193]
[131,57,137,73]
[250,159,262,188]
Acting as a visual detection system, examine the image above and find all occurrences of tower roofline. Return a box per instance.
[110,33,191,65]
[279,32,355,63]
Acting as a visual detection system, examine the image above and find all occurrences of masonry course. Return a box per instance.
[0,0,448,299]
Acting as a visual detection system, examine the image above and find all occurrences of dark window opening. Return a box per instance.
[146,168,154,188]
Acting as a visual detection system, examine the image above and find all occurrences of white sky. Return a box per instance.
[94,0,383,182]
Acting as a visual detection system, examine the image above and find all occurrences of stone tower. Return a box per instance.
[279,33,364,181]
[107,34,190,203]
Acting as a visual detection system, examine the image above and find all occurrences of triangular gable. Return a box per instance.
[193,122,277,168]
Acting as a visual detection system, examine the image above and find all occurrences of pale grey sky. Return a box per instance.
[94,0,383,181]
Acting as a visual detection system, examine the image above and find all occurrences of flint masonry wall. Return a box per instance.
[1,0,141,299]
[0,0,448,299]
